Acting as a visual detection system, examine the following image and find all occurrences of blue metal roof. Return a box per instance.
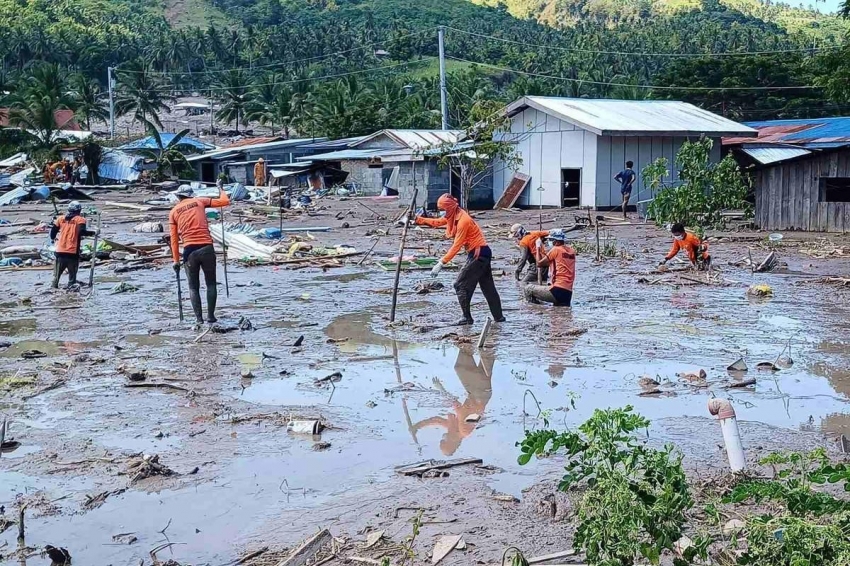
[119,134,215,152]
[742,117,850,145]
[741,146,812,165]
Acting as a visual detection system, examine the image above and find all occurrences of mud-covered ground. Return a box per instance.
[1,191,850,565]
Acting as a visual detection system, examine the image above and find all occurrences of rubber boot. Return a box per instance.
[455,298,474,326]
[206,286,218,323]
[189,288,204,324]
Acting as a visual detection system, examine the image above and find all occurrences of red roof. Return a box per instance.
[223,136,282,148]
[0,108,81,131]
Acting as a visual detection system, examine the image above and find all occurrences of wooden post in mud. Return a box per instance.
[595,219,601,261]
[88,211,101,290]
[220,206,230,298]
[389,169,419,323]
[537,186,544,285]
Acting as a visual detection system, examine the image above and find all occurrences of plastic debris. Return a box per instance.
[747,284,773,297]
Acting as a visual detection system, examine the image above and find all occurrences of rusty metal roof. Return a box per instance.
[724,117,850,148]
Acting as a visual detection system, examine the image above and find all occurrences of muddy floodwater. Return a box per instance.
[1,195,850,564]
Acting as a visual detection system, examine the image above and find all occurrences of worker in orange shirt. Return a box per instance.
[524,229,576,306]
[414,194,504,326]
[659,223,711,271]
[169,185,231,326]
[253,158,266,187]
[509,223,549,282]
[49,201,95,288]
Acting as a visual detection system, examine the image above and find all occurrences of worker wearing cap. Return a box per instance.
[414,194,504,325]
[659,223,711,270]
[509,223,549,282]
[523,229,576,307]
[253,158,266,187]
[169,185,231,326]
[49,201,95,289]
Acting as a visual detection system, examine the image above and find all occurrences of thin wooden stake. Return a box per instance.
[477,318,493,349]
[389,169,418,323]
[220,206,230,298]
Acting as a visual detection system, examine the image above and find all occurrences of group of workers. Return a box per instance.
[49,174,709,327]
[43,158,83,185]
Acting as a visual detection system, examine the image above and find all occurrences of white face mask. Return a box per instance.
[674,234,685,241]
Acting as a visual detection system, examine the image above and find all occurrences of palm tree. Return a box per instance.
[246,78,295,137]
[115,61,170,129]
[215,69,252,132]
[312,76,375,138]
[7,62,77,146]
[69,74,108,130]
[138,127,192,181]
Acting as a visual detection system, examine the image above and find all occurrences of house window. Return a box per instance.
[820,178,850,202]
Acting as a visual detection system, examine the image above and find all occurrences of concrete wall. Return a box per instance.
[341,160,384,194]
[493,107,598,208]
[595,136,721,208]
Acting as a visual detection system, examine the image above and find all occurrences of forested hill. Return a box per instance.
[0,0,849,146]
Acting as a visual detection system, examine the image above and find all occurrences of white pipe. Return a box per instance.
[708,398,746,473]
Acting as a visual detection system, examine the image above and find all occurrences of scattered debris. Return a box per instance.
[119,367,147,382]
[278,528,335,566]
[465,413,481,423]
[42,545,71,565]
[237,316,253,331]
[110,282,139,294]
[727,378,757,388]
[293,335,304,347]
[312,441,332,451]
[365,400,377,408]
[396,458,484,477]
[677,369,707,382]
[112,532,138,545]
[364,530,384,549]
[754,251,778,273]
[747,284,773,297]
[83,488,127,510]
[756,361,779,372]
[127,454,175,483]
[240,368,254,379]
[432,535,463,565]
[287,419,324,435]
[727,358,748,372]
[19,349,46,359]
[315,371,342,385]
[415,281,444,294]
[723,518,746,536]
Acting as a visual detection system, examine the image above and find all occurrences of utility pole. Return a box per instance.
[438,26,449,130]
[108,66,115,140]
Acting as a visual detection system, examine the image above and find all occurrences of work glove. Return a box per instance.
[430,261,444,278]
[172,262,181,273]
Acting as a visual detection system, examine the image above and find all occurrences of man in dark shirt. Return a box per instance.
[614,160,636,219]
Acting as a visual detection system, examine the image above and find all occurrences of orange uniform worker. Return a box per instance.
[523,229,576,307]
[49,201,95,288]
[169,185,231,326]
[660,222,711,270]
[509,223,549,282]
[253,158,266,187]
[413,194,504,326]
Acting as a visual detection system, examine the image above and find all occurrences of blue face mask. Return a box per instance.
[439,211,447,218]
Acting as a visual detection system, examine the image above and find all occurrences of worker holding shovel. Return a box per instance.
[523,229,576,307]
[169,185,231,328]
[509,223,549,283]
[414,194,505,326]
[49,201,95,289]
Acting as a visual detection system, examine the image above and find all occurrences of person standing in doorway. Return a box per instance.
[50,201,95,289]
[253,158,266,187]
[614,160,636,219]
[169,185,231,327]
[415,194,505,326]
[523,229,576,307]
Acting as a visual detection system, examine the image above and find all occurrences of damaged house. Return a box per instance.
[300,129,478,208]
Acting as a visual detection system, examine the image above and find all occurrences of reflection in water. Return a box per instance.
[408,347,494,456]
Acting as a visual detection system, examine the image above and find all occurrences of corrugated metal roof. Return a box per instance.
[299,147,423,162]
[352,129,463,149]
[296,136,366,151]
[506,97,756,137]
[741,146,812,165]
[90,150,144,182]
[119,134,214,152]
[724,117,850,147]
[0,152,27,168]
[223,137,327,152]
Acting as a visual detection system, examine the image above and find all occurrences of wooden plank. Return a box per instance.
[844,203,850,235]
[802,158,812,231]
[792,161,802,229]
[819,202,828,232]
[493,172,531,210]
[770,167,781,230]
[780,161,790,229]
[754,171,764,229]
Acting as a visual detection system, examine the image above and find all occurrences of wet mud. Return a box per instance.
[1,196,850,564]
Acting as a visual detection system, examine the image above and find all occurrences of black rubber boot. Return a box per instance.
[206,286,217,323]
[189,288,204,324]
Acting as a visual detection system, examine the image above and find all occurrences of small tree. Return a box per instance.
[82,141,103,185]
[138,126,192,181]
[645,138,751,229]
[435,99,521,209]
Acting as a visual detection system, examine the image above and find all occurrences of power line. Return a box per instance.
[119,28,436,76]
[127,60,429,94]
[445,56,822,91]
[445,26,837,58]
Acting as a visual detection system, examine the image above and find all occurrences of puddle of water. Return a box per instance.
[124,334,169,347]
[0,339,102,358]
[324,308,418,354]
[314,272,369,283]
[0,318,36,336]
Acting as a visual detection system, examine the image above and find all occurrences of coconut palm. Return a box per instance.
[7,62,77,146]
[215,69,252,132]
[69,74,108,130]
[138,126,192,181]
[115,61,170,129]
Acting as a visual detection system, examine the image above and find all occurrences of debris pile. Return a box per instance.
[127,454,175,484]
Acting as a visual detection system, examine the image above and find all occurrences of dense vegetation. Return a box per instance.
[0,0,849,154]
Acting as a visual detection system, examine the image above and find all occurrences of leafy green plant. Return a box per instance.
[518,406,696,566]
[381,510,423,566]
[725,449,850,516]
[737,514,850,566]
[138,127,193,181]
[645,139,752,230]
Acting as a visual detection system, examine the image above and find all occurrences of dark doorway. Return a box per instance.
[561,168,581,208]
[820,177,850,202]
[450,166,462,202]
[201,162,215,183]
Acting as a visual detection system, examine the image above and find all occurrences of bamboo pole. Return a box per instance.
[389,170,419,323]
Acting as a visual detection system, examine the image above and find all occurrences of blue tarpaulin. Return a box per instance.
[119,134,215,153]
